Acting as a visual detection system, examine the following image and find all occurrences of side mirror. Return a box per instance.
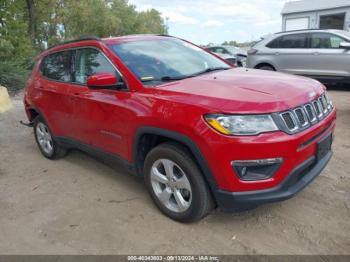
[86,72,118,89]
[339,42,350,50]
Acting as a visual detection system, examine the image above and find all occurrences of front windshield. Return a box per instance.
[110,38,230,86]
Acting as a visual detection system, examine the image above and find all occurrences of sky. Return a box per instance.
[129,0,290,45]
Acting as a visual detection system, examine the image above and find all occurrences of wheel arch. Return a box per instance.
[254,62,276,71]
[26,106,48,123]
[133,127,218,193]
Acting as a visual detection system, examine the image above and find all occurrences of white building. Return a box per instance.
[282,0,350,31]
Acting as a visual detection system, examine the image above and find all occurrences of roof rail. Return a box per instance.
[47,36,101,50]
[274,28,330,34]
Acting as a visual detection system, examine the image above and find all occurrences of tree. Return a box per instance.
[136,9,167,35]
[25,0,36,45]
[0,0,167,91]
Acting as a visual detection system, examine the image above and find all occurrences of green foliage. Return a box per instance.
[0,0,167,92]
[222,40,255,48]
[136,9,167,35]
[0,62,30,92]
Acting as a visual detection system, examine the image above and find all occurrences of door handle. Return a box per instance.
[313,52,320,56]
[275,52,280,56]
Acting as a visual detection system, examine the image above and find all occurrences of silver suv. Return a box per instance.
[247,29,350,84]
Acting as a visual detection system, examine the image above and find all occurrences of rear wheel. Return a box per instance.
[144,143,214,222]
[257,64,275,71]
[34,116,67,159]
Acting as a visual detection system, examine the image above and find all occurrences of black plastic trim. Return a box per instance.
[133,127,218,192]
[47,36,101,50]
[215,150,333,212]
[307,75,350,84]
[55,137,137,175]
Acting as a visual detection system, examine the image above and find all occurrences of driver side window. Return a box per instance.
[311,33,346,49]
[74,48,122,85]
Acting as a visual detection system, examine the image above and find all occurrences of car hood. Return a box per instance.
[153,68,325,114]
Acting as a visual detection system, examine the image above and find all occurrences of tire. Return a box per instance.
[257,65,275,71]
[33,116,68,159]
[144,142,214,222]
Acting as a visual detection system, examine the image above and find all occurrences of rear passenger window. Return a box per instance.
[41,51,72,82]
[266,38,280,48]
[311,33,345,48]
[267,34,308,49]
[74,48,120,84]
[279,34,308,48]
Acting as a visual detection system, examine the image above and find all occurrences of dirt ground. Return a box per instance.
[0,89,349,255]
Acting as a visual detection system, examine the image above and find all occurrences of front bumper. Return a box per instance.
[214,150,332,212]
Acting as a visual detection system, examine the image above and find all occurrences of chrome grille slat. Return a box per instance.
[281,112,298,131]
[320,95,328,114]
[279,93,333,134]
[304,104,317,123]
[294,108,308,128]
[313,100,323,119]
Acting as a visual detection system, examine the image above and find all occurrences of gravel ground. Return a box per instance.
[0,89,349,255]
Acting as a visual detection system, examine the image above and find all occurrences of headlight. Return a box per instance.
[205,114,279,135]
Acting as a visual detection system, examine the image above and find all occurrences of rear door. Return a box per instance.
[39,50,75,136]
[307,32,350,77]
[266,33,311,74]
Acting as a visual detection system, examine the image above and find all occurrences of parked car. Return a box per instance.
[24,35,336,222]
[247,29,350,84]
[206,45,247,67]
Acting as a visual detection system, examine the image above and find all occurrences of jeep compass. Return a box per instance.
[24,35,336,222]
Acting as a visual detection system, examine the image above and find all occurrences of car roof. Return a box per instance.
[102,34,171,45]
[40,34,173,58]
[258,29,348,43]
[274,29,344,35]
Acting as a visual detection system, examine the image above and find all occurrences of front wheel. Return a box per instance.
[144,143,214,222]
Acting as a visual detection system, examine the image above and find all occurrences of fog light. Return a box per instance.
[231,158,283,181]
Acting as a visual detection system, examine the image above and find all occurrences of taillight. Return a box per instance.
[248,49,258,55]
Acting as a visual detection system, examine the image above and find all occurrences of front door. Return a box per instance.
[68,47,132,159]
[306,32,350,78]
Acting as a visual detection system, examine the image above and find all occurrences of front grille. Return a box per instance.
[313,100,322,118]
[281,112,296,130]
[279,93,333,134]
[304,104,317,123]
[320,96,328,113]
[294,108,308,127]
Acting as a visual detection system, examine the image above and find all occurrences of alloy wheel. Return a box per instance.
[150,159,192,213]
[36,122,53,155]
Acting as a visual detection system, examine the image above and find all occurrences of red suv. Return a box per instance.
[24,35,336,222]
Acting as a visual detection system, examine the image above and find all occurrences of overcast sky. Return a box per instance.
[129,0,290,44]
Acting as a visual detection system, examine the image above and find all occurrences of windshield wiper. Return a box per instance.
[190,67,230,77]
[161,76,188,81]
[140,67,230,83]
[140,75,188,83]
[160,67,230,81]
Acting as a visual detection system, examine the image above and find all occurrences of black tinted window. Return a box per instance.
[311,33,345,48]
[267,34,308,48]
[280,34,308,48]
[266,38,280,48]
[42,51,72,82]
[74,48,118,84]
